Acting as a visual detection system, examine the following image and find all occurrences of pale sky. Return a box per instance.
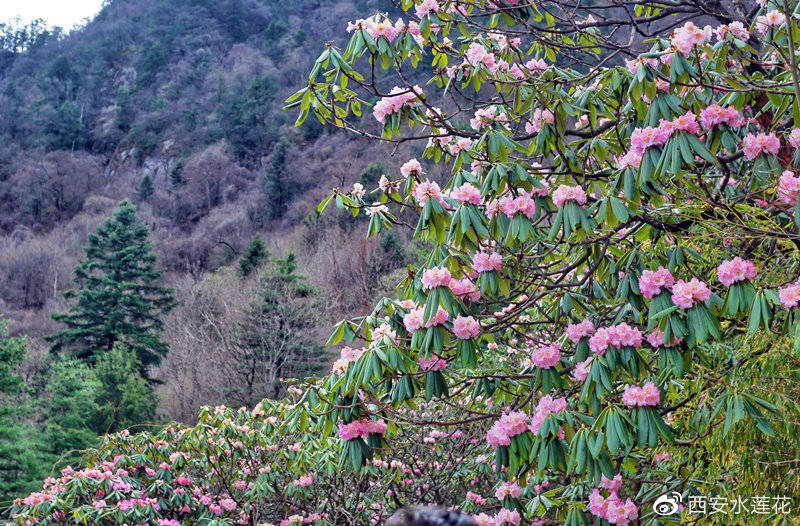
[0,0,105,30]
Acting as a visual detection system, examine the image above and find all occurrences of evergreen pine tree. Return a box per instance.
[237,234,268,277]
[261,136,291,219]
[169,158,185,187]
[137,173,154,202]
[92,343,159,434]
[47,200,176,377]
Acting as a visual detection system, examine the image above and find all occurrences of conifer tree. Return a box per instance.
[237,234,268,277]
[48,200,176,377]
[261,136,291,219]
[137,173,154,202]
[92,344,159,433]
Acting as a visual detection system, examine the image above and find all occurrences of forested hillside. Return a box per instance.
[0,0,432,502]
[0,0,427,418]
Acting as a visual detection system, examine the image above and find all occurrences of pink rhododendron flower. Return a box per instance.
[789,128,800,148]
[414,0,439,17]
[403,307,425,333]
[716,257,756,287]
[401,158,423,178]
[421,266,452,289]
[778,282,800,309]
[639,266,675,298]
[449,278,481,302]
[498,192,536,218]
[566,319,595,343]
[671,22,712,56]
[589,323,643,355]
[622,381,660,406]
[778,170,800,204]
[529,343,561,369]
[472,251,503,273]
[572,357,593,382]
[742,132,780,160]
[671,278,711,309]
[551,185,587,208]
[486,411,529,448]
[716,21,750,41]
[425,306,450,327]
[495,482,522,500]
[413,179,443,206]
[647,328,682,348]
[600,474,623,493]
[450,182,482,205]
[494,508,522,525]
[292,474,314,488]
[525,108,554,133]
[452,315,481,339]
[470,106,508,130]
[338,419,388,441]
[755,10,787,34]
[419,354,448,371]
[699,105,743,128]
[372,85,423,122]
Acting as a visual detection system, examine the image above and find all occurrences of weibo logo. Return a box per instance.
[653,492,682,516]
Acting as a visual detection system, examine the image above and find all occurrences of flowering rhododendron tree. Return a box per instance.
[282,0,800,523]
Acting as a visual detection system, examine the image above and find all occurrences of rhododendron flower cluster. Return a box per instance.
[426,306,450,327]
[470,106,508,130]
[671,278,711,309]
[778,170,800,204]
[638,266,675,298]
[419,354,447,371]
[498,192,536,218]
[622,381,661,406]
[755,9,787,33]
[565,319,595,343]
[403,307,425,333]
[414,0,439,17]
[450,182,482,205]
[338,419,388,441]
[572,357,593,382]
[421,266,452,289]
[452,315,481,339]
[778,282,800,309]
[742,132,781,160]
[698,105,743,128]
[413,179,444,206]
[671,21,712,56]
[528,343,561,369]
[449,278,480,302]
[472,250,503,273]
[372,86,423,123]
[486,411,529,448]
[525,108,554,134]
[647,328,682,348]
[589,323,643,355]
[551,184,587,208]
[529,395,568,435]
[716,257,756,287]
[588,488,639,526]
[347,16,402,41]
[789,128,800,148]
[400,158,423,178]
[495,481,522,500]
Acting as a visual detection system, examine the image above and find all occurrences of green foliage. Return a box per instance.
[92,344,159,434]
[237,234,268,277]
[48,200,176,377]
[0,323,51,505]
[220,76,280,162]
[261,135,292,219]
[42,357,100,462]
[136,173,154,202]
[359,162,384,188]
[168,158,185,187]
[48,101,84,150]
